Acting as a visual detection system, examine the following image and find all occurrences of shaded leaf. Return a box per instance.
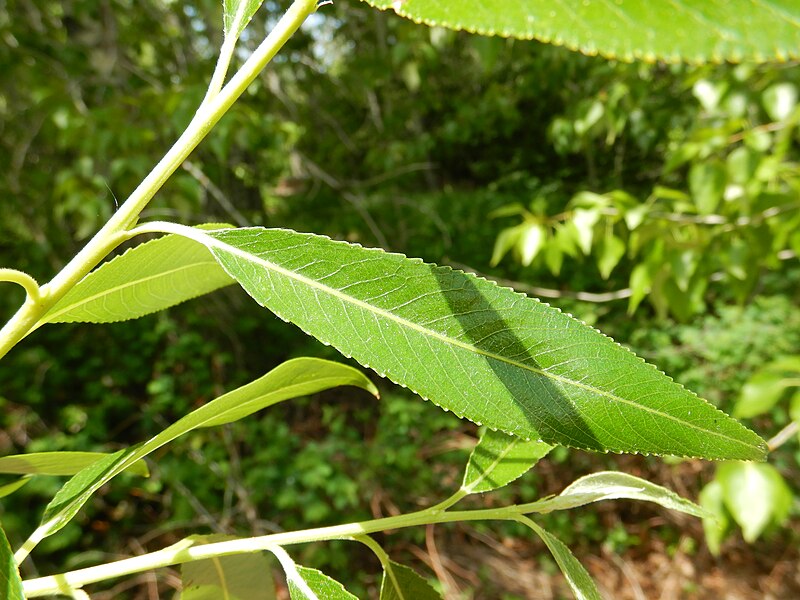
[32,358,376,542]
[362,0,800,63]
[0,478,31,499]
[521,519,601,600]
[42,225,235,324]
[181,535,275,600]
[287,566,357,600]
[0,523,24,600]
[462,429,552,494]
[0,451,148,477]
[717,462,792,543]
[164,224,765,460]
[597,234,625,279]
[531,471,708,519]
[380,561,441,600]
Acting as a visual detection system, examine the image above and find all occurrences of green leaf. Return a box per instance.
[0,451,148,477]
[0,478,31,499]
[224,0,266,41]
[380,561,441,600]
[518,223,545,266]
[490,224,524,266]
[42,225,235,324]
[627,264,651,314]
[32,358,376,542]
[167,224,765,460]
[597,234,625,279]
[287,566,358,600]
[699,480,729,556]
[361,0,800,63]
[734,371,791,419]
[181,535,275,600]
[461,429,552,494]
[689,161,726,215]
[521,519,601,600]
[569,209,599,255]
[762,82,798,121]
[717,462,792,543]
[531,471,708,519]
[0,523,24,600]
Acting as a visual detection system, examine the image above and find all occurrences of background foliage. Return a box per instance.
[2,0,800,597]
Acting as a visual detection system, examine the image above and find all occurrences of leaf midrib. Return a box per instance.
[194,227,754,452]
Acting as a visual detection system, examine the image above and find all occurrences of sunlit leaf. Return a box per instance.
[519,224,544,266]
[181,535,275,600]
[462,429,552,494]
[161,224,766,460]
[224,0,266,40]
[0,452,148,477]
[380,561,441,600]
[521,519,601,600]
[287,566,358,600]
[30,358,376,543]
[530,471,708,519]
[361,0,800,63]
[717,462,792,543]
[42,225,234,324]
[0,523,23,600]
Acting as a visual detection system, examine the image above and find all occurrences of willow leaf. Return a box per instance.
[158,224,765,460]
[361,0,800,63]
[287,566,357,600]
[520,518,601,600]
[0,524,23,600]
[530,471,708,518]
[0,451,148,477]
[181,535,275,600]
[41,224,234,325]
[224,0,265,41]
[462,429,552,494]
[30,358,376,544]
[380,561,441,600]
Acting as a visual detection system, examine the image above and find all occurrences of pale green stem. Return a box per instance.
[23,504,533,597]
[427,489,468,513]
[0,0,319,361]
[354,534,391,567]
[0,268,41,303]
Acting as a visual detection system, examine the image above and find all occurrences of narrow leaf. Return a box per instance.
[224,0,265,40]
[362,0,800,63]
[521,518,601,600]
[33,358,376,541]
[380,561,441,600]
[181,535,275,600]
[41,224,235,324]
[287,566,357,600]
[0,452,148,477]
[164,224,765,460]
[530,471,708,519]
[0,478,31,499]
[462,429,552,494]
[0,523,24,600]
